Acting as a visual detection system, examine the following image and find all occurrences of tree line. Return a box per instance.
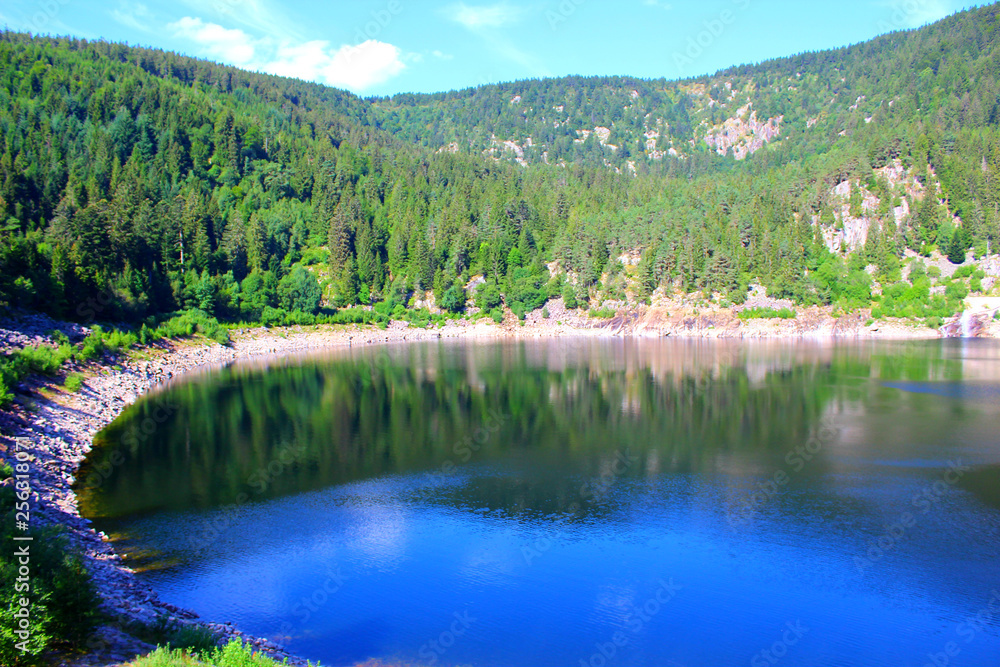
[1,4,999,327]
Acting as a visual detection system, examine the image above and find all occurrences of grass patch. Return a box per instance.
[126,638,305,667]
[587,308,617,319]
[126,647,204,667]
[125,617,222,655]
[737,307,797,320]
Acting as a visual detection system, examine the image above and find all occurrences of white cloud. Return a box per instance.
[447,2,523,29]
[166,13,408,92]
[432,50,454,60]
[168,16,257,65]
[112,1,153,31]
[264,39,406,92]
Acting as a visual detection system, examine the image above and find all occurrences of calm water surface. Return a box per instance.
[78,339,1000,666]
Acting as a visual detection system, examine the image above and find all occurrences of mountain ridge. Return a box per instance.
[0,3,998,330]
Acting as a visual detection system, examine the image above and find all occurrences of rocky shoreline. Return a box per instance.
[0,306,982,666]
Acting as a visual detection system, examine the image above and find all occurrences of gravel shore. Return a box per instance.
[0,305,974,666]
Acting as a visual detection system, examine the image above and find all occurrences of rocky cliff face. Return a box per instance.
[815,159,929,254]
[703,104,783,160]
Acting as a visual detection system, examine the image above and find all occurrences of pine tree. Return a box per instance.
[327,201,353,277]
[355,221,377,287]
[948,228,967,264]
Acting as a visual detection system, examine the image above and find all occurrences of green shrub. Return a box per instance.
[588,308,617,319]
[127,638,299,667]
[47,330,70,346]
[561,284,578,310]
[16,344,72,375]
[277,266,322,315]
[124,647,202,667]
[126,617,221,655]
[64,372,84,392]
[209,638,291,667]
[151,311,230,345]
[259,307,287,327]
[78,326,107,361]
[299,246,329,267]
[907,260,927,283]
[138,324,158,345]
[952,264,976,280]
[0,376,12,407]
[0,500,101,665]
[0,353,28,407]
[439,285,466,313]
[475,283,502,311]
[490,307,503,323]
[738,307,797,320]
[102,329,138,354]
[944,280,969,301]
[329,307,383,326]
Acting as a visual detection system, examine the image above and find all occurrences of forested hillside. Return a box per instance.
[373,6,1000,180]
[2,3,1000,328]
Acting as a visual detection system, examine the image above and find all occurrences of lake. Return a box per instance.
[77,338,1000,666]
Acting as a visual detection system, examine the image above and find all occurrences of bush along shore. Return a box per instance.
[0,299,988,667]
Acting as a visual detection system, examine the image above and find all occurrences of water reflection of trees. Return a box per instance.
[77,339,972,520]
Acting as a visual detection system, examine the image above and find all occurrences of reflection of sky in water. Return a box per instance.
[882,380,1000,399]
[84,340,1000,667]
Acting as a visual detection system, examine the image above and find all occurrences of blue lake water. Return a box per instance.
[78,339,1000,666]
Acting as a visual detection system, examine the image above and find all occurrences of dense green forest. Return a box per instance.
[2,3,1000,327]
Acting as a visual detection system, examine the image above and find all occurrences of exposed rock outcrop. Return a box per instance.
[703,104,783,160]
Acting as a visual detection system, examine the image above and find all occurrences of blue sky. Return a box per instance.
[0,0,986,97]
